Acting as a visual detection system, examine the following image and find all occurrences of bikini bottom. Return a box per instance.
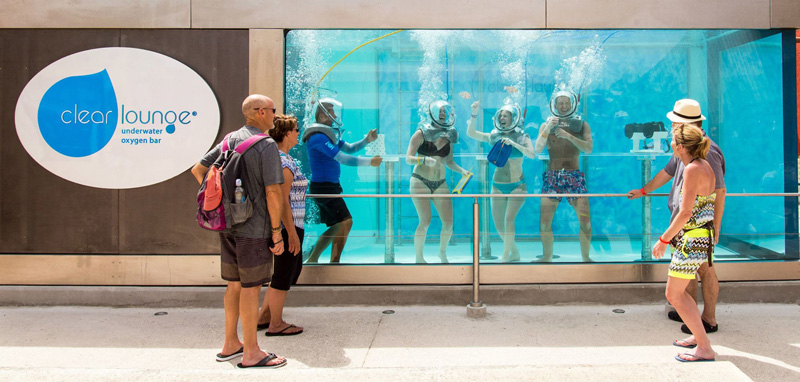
[411,173,447,193]
[493,180,525,194]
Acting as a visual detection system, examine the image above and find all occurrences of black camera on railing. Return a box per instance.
[624,121,665,138]
[624,121,671,152]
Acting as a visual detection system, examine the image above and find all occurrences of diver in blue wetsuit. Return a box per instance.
[466,100,535,262]
[303,98,382,263]
[405,100,471,264]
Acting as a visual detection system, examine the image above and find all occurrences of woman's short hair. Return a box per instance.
[271,114,298,143]
[672,123,711,159]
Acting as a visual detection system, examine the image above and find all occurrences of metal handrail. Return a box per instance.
[306,192,800,198]
[303,191,799,314]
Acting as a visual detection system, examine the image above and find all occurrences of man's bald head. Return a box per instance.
[242,94,274,118]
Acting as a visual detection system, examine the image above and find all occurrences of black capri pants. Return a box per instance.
[270,226,304,291]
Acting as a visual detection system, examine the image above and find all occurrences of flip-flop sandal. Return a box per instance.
[675,352,715,362]
[681,319,718,335]
[257,323,269,331]
[673,339,697,349]
[265,323,303,337]
[667,310,683,322]
[215,346,243,362]
[236,353,287,369]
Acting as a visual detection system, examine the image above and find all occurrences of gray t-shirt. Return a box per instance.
[663,136,725,222]
[200,125,283,238]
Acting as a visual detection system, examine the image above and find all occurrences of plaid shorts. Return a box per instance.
[542,169,587,202]
[219,232,273,288]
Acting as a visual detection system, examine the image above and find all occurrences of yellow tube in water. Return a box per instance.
[316,30,405,87]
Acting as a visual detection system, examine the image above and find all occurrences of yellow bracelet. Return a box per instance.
[416,155,422,165]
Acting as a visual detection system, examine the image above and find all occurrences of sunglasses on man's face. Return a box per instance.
[254,107,276,114]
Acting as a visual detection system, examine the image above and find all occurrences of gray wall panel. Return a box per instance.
[0,30,121,253]
[0,0,190,29]
[547,0,771,29]
[772,0,800,28]
[191,0,546,29]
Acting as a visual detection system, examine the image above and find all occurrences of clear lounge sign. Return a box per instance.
[15,48,220,189]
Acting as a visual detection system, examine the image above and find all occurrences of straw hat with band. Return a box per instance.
[667,99,706,123]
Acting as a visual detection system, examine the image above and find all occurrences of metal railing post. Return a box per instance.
[467,196,487,318]
[478,158,495,260]
[384,159,395,263]
[640,156,652,261]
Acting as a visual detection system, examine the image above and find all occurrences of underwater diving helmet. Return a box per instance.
[549,90,584,133]
[549,90,579,120]
[315,97,343,128]
[428,100,455,129]
[493,104,522,132]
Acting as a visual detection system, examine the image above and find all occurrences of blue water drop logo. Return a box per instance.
[37,69,118,157]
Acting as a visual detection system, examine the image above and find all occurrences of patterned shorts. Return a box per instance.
[668,228,713,280]
[542,170,587,202]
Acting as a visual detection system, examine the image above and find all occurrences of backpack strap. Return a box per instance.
[220,132,235,152]
[234,133,270,154]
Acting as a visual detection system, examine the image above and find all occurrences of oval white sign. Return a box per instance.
[15,47,220,189]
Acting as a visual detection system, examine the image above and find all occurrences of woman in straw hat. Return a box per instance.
[652,99,717,362]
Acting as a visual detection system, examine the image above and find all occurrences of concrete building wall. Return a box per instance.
[1,1,798,29]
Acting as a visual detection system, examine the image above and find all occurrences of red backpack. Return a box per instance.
[196,132,270,231]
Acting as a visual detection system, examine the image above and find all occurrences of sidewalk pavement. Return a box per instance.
[1,303,799,381]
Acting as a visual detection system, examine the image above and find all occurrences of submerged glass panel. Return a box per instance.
[284,29,795,265]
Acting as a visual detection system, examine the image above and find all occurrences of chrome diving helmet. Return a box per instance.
[428,100,455,129]
[315,97,343,128]
[493,103,522,132]
[549,90,579,120]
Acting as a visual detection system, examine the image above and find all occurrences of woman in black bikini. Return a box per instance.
[405,100,471,263]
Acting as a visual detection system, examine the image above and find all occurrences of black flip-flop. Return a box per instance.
[257,323,269,331]
[681,319,718,335]
[265,323,303,337]
[236,353,287,369]
[667,310,683,322]
[215,346,243,362]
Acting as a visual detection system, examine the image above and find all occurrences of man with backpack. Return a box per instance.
[191,94,287,369]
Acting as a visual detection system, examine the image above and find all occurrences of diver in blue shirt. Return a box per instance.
[303,98,382,263]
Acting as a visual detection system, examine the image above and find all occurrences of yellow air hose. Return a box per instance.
[315,30,405,88]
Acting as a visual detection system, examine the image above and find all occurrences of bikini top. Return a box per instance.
[419,123,458,144]
[416,125,457,157]
[417,140,451,157]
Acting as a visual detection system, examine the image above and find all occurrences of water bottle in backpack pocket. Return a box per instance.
[225,177,254,227]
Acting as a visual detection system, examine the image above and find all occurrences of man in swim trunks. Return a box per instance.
[534,90,593,262]
[303,97,382,263]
